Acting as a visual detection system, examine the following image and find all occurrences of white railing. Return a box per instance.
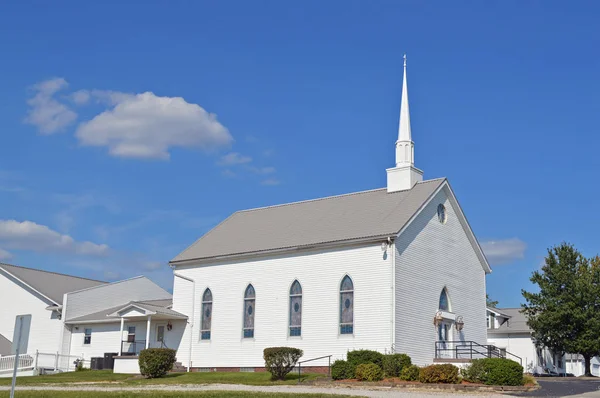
[0,354,34,372]
[0,351,86,374]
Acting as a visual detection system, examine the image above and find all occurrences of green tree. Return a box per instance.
[522,243,600,376]
[486,294,498,308]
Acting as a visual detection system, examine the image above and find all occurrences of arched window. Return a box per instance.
[289,280,302,336]
[439,288,450,312]
[340,276,354,334]
[243,284,255,338]
[201,288,212,340]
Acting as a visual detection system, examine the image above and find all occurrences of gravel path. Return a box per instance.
[0,383,509,397]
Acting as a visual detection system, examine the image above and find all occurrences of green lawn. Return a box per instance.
[0,392,358,398]
[0,371,131,385]
[0,371,324,386]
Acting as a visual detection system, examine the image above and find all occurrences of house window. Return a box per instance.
[439,288,450,312]
[289,280,302,337]
[243,284,255,338]
[201,288,213,340]
[127,326,136,343]
[340,275,354,334]
[84,328,92,345]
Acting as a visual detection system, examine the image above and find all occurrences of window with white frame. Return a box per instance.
[201,288,213,340]
[84,328,92,345]
[289,280,302,337]
[127,326,136,343]
[340,275,354,334]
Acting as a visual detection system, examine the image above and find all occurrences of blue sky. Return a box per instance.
[0,1,598,307]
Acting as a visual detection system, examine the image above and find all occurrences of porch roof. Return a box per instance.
[66,299,187,324]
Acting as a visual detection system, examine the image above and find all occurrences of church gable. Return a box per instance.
[394,184,489,365]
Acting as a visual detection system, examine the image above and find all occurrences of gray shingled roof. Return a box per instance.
[0,333,11,356]
[0,263,106,305]
[172,179,446,263]
[67,299,186,323]
[488,308,532,334]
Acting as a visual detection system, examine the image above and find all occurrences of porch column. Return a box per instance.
[145,315,152,349]
[119,317,124,356]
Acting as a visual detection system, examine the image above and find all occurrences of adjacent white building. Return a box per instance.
[0,263,104,357]
[486,307,600,377]
[169,57,492,371]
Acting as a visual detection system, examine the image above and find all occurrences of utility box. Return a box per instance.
[103,352,118,370]
[91,357,104,370]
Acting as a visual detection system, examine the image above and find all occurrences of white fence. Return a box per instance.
[0,354,34,372]
[0,351,86,374]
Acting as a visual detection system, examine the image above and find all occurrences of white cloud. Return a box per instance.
[218,152,252,166]
[71,90,91,105]
[0,248,12,261]
[261,178,281,186]
[481,238,527,265]
[25,78,77,134]
[75,91,233,160]
[0,219,109,257]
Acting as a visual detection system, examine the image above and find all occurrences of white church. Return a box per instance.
[168,57,493,372]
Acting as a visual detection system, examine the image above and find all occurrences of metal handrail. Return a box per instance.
[434,340,522,366]
[297,355,332,383]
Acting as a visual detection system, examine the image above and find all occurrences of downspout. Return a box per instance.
[173,272,195,372]
[389,237,396,351]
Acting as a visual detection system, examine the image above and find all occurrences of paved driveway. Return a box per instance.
[511,378,600,397]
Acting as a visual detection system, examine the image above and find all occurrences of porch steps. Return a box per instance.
[171,361,187,373]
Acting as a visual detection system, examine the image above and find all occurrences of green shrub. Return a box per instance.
[399,364,420,381]
[347,349,384,371]
[331,360,353,380]
[461,359,486,383]
[419,364,460,384]
[354,362,383,381]
[461,358,523,386]
[382,353,412,377]
[138,348,177,378]
[263,347,304,381]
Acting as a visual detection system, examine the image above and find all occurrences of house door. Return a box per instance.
[156,324,166,348]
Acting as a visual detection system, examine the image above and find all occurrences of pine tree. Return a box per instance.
[522,243,600,376]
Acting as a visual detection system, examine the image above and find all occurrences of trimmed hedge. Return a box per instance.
[263,347,303,380]
[382,353,412,377]
[138,348,177,378]
[419,364,459,384]
[331,360,353,380]
[355,362,384,381]
[399,364,420,381]
[462,358,524,386]
[347,350,384,371]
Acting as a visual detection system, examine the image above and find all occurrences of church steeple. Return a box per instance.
[386,54,423,192]
[396,54,413,165]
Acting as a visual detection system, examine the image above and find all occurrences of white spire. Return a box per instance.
[398,54,411,142]
[387,53,423,193]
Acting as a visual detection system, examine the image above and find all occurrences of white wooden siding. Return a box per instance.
[0,272,62,354]
[394,187,488,365]
[64,277,172,321]
[172,244,393,368]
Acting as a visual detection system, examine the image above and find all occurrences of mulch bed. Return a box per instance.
[306,378,539,392]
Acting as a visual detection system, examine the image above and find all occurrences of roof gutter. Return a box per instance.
[169,234,394,267]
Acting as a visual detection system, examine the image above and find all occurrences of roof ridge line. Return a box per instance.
[237,178,445,214]
[0,262,106,283]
